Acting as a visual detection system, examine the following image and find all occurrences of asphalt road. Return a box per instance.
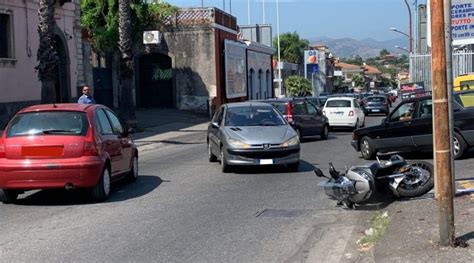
[1,114,472,262]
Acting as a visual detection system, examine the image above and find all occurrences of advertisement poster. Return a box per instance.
[428,0,474,46]
[401,82,428,100]
[224,40,247,99]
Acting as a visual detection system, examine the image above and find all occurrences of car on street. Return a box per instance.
[322,97,365,129]
[306,96,328,110]
[0,103,138,203]
[362,95,390,115]
[351,90,474,160]
[263,97,329,140]
[207,102,300,172]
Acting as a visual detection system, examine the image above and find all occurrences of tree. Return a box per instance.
[351,74,365,88]
[81,0,177,125]
[36,0,59,103]
[341,55,363,66]
[273,32,309,64]
[118,0,135,126]
[379,49,390,57]
[284,76,312,97]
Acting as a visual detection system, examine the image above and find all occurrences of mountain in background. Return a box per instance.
[308,36,408,59]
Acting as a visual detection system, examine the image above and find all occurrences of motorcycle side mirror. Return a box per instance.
[314,168,325,177]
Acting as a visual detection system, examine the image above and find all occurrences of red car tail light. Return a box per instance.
[0,137,5,158]
[348,110,354,116]
[286,103,293,123]
[83,128,99,156]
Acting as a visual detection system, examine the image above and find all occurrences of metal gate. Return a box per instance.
[92,67,114,108]
[410,51,474,90]
[138,53,173,108]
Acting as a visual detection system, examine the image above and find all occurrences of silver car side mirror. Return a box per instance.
[211,122,219,129]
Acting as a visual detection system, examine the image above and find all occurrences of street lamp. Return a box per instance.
[389,0,413,52]
[390,27,413,53]
[395,45,410,53]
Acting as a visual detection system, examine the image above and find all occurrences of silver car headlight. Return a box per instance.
[282,136,299,147]
[228,138,250,149]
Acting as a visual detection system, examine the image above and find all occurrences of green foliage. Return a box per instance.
[352,74,365,88]
[378,75,396,88]
[273,32,309,64]
[342,55,363,65]
[285,75,312,97]
[81,0,177,53]
[379,49,390,57]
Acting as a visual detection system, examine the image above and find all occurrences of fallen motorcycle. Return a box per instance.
[314,155,434,208]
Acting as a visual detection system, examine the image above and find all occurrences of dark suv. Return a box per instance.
[263,98,330,140]
[351,90,474,160]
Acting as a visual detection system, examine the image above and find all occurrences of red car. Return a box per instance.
[0,104,138,203]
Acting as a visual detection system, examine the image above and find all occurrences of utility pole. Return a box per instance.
[430,0,455,247]
[404,0,413,52]
[263,0,266,24]
[276,0,282,96]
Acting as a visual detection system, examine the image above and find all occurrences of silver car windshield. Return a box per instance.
[225,106,286,126]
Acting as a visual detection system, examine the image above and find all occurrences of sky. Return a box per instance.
[165,0,427,42]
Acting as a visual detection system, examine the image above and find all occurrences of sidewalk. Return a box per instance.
[370,191,474,262]
[132,108,210,153]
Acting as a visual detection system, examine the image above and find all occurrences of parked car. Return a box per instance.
[306,96,328,110]
[207,102,300,172]
[351,90,474,160]
[362,95,390,115]
[322,97,365,129]
[0,104,138,203]
[263,98,329,140]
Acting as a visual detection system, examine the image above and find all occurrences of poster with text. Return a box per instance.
[225,40,247,99]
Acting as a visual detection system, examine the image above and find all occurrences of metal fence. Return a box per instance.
[409,51,474,90]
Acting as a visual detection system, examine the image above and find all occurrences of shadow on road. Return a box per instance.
[11,175,163,206]
[230,160,315,174]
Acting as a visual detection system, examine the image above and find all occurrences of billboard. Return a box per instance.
[224,40,247,99]
[304,50,319,79]
[428,0,474,46]
[401,82,429,100]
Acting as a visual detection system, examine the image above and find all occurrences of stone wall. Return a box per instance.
[162,26,217,112]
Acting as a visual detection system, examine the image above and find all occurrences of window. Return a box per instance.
[7,112,88,137]
[414,99,432,118]
[96,110,113,135]
[212,107,224,126]
[105,110,124,135]
[354,100,361,108]
[306,102,318,115]
[291,102,307,115]
[0,13,13,59]
[390,102,415,122]
[325,100,351,108]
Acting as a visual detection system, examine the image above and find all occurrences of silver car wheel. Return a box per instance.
[103,169,111,197]
[132,156,139,179]
[453,136,460,156]
[361,139,370,155]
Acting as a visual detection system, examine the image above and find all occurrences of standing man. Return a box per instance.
[78,85,96,104]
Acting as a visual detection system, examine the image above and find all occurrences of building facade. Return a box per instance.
[0,0,84,128]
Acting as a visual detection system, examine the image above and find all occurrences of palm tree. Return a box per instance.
[36,0,58,103]
[118,0,136,126]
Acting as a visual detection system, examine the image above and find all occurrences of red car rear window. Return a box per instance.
[6,111,89,138]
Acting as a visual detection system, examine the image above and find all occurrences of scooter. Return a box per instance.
[314,155,434,208]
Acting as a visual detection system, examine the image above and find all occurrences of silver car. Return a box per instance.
[207,102,300,173]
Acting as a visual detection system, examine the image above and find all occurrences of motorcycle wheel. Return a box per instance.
[396,161,434,198]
